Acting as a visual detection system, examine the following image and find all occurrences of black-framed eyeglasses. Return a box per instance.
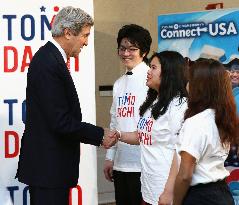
[118,46,139,53]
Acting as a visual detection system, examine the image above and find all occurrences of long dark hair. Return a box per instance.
[185,58,239,145]
[140,51,187,119]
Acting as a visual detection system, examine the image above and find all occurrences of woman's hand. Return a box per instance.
[158,190,173,205]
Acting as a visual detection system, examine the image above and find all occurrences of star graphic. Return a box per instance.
[40,6,46,12]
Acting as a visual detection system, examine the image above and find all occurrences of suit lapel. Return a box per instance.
[44,41,80,105]
[45,41,66,66]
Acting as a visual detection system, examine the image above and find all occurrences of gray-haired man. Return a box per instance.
[16,6,116,205]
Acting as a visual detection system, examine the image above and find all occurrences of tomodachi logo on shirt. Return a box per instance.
[137,117,153,145]
[117,93,135,118]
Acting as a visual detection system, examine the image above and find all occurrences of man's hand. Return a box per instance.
[103,160,114,182]
[102,128,118,149]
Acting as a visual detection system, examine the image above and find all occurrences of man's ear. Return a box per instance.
[64,28,72,40]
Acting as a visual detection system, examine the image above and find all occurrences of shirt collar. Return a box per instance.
[50,38,67,63]
[125,61,147,75]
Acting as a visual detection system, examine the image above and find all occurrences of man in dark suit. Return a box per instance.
[16,6,116,205]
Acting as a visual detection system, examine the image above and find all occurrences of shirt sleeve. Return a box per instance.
[178,120,207,162]
[31,57,104,146]
[168,98,188,148]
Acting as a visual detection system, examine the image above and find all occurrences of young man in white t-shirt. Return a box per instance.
[103,24,152,205]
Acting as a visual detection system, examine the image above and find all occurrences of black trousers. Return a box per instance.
[29,186,70,205]
[183,180,235,205]
[113,170,142,205]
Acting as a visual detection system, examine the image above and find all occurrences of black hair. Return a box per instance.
[224,58,239,71]
[117,24,152,63]
[140,51,188,119]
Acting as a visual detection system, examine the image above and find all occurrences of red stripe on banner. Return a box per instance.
[69,185,82,205]
[226,169,239,183]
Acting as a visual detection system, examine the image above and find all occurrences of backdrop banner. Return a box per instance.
[0,1,98,205]
[158,8,239,204]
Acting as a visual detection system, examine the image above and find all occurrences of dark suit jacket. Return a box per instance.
[17,41,104,188]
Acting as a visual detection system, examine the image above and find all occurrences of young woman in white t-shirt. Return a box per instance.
[173,58,239,205]
[112,51,188,205]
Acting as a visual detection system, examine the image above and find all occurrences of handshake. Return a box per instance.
[102,128,120,149]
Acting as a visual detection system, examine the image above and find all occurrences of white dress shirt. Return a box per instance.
[50,39,67,63]
[178,109,230,186]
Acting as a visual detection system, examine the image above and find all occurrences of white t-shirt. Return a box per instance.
[106,62,149,172]
[138,97,187,205]
[178,108,230,186]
